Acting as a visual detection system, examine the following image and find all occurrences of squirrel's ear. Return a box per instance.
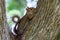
[12,15,20,23]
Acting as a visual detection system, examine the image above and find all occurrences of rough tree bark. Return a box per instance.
[0,0,11,40]
[20,0,60,40]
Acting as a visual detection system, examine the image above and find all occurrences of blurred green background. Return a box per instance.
[5,0,26,26]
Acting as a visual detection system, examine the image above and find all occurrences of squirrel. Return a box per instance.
[11,7,36,37]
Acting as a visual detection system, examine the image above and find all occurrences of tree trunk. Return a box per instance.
[19,0,60,40]
[0,0,10,40]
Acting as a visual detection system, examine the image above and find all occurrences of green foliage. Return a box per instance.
[7,19,14,26]
[7,0,26,11]
[7,10,21,17]
[6,10,22,26]
[6,0,26,26]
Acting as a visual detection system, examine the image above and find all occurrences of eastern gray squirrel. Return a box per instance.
[11,7,36,36]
